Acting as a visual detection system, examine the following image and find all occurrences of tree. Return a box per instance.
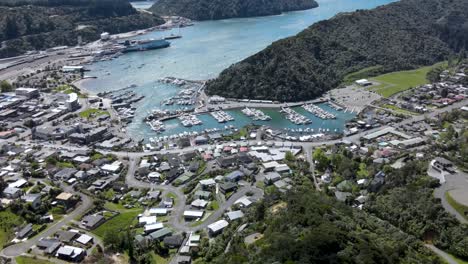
[285,151,295,162]
[5,16,19,39]
[313,148,330,171]
[0,80,13,93]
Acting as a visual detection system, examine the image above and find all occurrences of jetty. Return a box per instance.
[280,107,311,125]
[178,114,202,127]
[241,107,271,121]
[303,104,336,119]
[211,111,234,123]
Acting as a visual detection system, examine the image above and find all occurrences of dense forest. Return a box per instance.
[205,188,442,264]
[149,0,318,21]
[0,0,164,58]
[203,144,468,263]
[205,0,468,102]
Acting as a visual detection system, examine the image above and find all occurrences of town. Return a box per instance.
[0,46,466,264]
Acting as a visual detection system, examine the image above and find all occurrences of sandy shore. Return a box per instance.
[72,78,98,97]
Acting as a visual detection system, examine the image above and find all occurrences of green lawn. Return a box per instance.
[16,256,53,264]
[445,191,468,221]
[151,252,170,264]
[0,209,25,248]
[79,108,109,119]
[92,209,142,238]
[368,62,447,98]
[382,104,418,116]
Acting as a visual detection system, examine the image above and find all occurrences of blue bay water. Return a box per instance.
[81,0,396,140]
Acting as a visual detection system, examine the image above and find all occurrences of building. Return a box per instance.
[264,172,281,185]
[81,215,105,230]
[3,187,22,199]
[226,210,244,221]
[22,193,41,209]
[55,192,75,208]
[220,182,237,194]
[15,88,39,98]
[62,66,84,73]
[149,228,172,241]
[355,79,372,86]
[163,235,184,248]
[183,210,204,220]
[100,32,110,41]
[207,220,229,236]
[226,170,244,182]
[76,234,93,245]
[56,245,86,262]
[33,125,78,141]
[17,223,33,239]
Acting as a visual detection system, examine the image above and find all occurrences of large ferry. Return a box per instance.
[122,39,170,53]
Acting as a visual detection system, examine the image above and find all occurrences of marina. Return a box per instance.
[211,111,234,123]
[280,107,312,125]
[79,0,395,140]
[303,103,336,119]
[147,119,165,133]
[241,107,271,121]
[178,114,203,127]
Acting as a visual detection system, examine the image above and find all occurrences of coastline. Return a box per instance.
[72,78,98,97]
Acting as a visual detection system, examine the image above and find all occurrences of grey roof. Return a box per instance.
[148,228,172,240]
[17,223,33,238]
[226,210,244,221]
[82,215,104,228]
[226,170,244,181]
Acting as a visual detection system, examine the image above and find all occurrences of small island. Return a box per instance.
[149,0,319,21]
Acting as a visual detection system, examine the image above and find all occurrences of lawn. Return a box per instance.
[79,108,109,119]
[382,104,418,116]
[151,252,170,264]
[92,208,142,238]
[0,209,25,248]
[16,256,53,264]
[368,62,447,98]
[445,191,468,221]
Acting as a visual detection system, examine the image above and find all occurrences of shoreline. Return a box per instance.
[72,78,98,97]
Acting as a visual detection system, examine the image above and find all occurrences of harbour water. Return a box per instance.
[80,0,396,140]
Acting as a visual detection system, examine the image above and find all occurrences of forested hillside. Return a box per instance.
[149,0,318,21]
[207,188,442,264]
[0,0,164,58]
[205,0,468,102]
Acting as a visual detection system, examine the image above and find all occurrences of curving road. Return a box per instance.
[125,157,263,232]
[1,189,93,257]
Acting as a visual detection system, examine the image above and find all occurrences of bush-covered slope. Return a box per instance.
[0,0,165,58]
[205,0,468,102]
[209,188,442,264]
[149,0,318,21]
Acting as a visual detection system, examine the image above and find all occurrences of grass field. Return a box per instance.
[368,62,447,98]
[92,208,142,238]
[79,108,109,119]
[382,104,418,116]
[445,191,468,221]
[151,252,170,264]
[0,209,24,248]
[16,256,53,264]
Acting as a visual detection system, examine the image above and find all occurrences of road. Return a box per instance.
[305,146,320,190]
[425,244,459,264]
[1,188,93,257]
[126,157,263,232]
[433,170,468,224]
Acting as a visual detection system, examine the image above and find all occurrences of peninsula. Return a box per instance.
[205,0,468,102]
[149,0,318,21]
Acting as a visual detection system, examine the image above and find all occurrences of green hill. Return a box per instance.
[0,0,165,58]
[149,0,318,21]
[205,0,468,102]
